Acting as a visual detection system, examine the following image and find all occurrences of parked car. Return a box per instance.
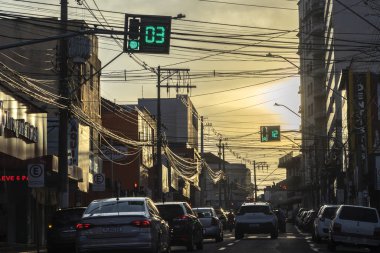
[328,205,380,252]
[75,197,171,253]
[303,210,317,232]
[273,209,286,233]
[156,202,203,251]
[47,207,86,253]
[214,208,227,229]
[313,205,338,242]
[234,202,278,239]
[193,207,223,242]
[295,209,307,227]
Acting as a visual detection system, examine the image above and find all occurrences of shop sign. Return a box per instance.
[68,119,78,166]
[0,100,38,143]
[0,175,28,182]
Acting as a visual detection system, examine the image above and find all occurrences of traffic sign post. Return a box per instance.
[28,164,44,188]
[93,173,105,192]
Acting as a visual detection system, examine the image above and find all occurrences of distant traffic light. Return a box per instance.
[260,126,281,142]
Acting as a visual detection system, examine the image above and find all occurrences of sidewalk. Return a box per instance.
[0,243,46,253]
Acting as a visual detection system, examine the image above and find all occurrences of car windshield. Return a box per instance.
[156,204,185,220]
[239,205,270,214]
[52,209,85,227]
[84,200,145,215]
[322,207,338,219]
[339,206,378,223]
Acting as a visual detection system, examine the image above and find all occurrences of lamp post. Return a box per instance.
[266,52,300,71]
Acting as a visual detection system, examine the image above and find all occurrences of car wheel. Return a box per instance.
[186,233,195,252]
[195,229,203,250]
[270,229,278,239]
[215,230,223,242]
[327,240,336,252]
[235,229,243,240]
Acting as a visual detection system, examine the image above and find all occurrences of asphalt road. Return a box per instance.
[171,224,370,253]
[2,223,371,253]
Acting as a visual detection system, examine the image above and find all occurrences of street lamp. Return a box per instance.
[274,102,301,119]
[266,52,300,71]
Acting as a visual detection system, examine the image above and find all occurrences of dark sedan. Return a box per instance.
[156,202,203,251]
[47,207,86,253]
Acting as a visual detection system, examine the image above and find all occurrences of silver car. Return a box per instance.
[76,197,171,253]
[193,207,223,242]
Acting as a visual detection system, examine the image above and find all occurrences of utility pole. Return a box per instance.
[222,143,227,208]
[156,67,194,202]
[218,138,222,207]
[253,160,257,201]
[59,0,69,208]
[200,116,205,205]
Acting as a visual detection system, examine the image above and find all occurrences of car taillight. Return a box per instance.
[131,220,151,228]
[211,217,218,226]
[374,227,380,237]
[332,223,341,233]
[176,215,190,220]
[76,223,92,230]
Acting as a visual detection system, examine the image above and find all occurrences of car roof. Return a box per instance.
[55,207,87,212]
[241,202,270,206]
[193,207,214,210]
[90,197,149,203]
[339,204,378,211]
[155,202,188,205]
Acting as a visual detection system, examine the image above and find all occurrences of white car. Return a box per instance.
[313,205,338,242]
[234,202,278,239]
[328,205,380,252]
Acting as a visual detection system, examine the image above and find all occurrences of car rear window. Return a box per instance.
[239,205,270,214]
[322,207,338,219]
[85,200,145,215]
[194,208,213,217]
[339,206,378,223]
[52,209,85,226]
[156,204,184,220]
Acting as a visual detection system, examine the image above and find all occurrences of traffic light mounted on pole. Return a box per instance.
[124,14,172,54]
[260,126,281,142]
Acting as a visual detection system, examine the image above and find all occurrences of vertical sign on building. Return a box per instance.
[68,119,78,166]
[353,73,368,174]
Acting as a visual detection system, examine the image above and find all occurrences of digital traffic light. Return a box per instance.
[124,14,172,54]
[260,126,281,142]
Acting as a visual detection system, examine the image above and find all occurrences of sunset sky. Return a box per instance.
[2,0,302,190]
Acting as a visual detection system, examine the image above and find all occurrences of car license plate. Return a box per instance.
[102,227,122,233]
[249,224,259,228]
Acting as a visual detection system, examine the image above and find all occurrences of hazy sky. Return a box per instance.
[2,0,301,189]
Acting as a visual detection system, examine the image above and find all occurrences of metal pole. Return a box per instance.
[254,161,257,201]
[223,144,227,208]
[218,138,222,207]
[157,66,162,202]
[58,0,69,208]
[200,116,205,205]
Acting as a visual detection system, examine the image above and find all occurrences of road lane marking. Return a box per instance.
[227,243,234,246]
[218,247,226,251]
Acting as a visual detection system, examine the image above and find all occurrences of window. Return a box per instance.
[339,206,378,223]
[156,204,185,220]
[239,205,270,214]
[84,200,145,216]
